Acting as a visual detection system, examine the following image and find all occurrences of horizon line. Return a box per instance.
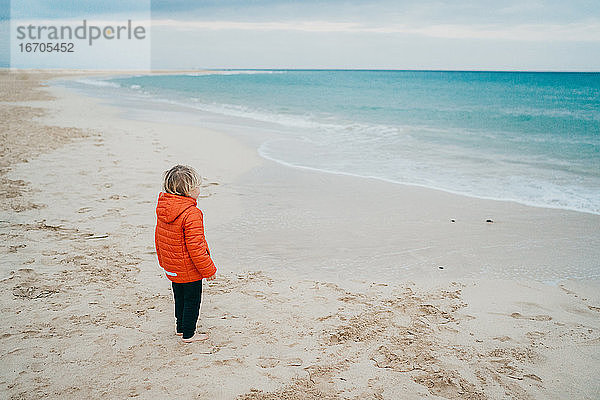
[2,67,599,73]
[205,68,600,73]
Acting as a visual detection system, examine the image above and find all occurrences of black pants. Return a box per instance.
[172,279,203,339]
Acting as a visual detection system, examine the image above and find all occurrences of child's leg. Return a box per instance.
[181,279,203,340]
[172,282,184,334]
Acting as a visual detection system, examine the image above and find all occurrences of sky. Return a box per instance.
[3,0,600,70]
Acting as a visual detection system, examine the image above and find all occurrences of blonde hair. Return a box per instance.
[163,165,201,197]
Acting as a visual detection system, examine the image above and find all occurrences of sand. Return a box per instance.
[1,70,599,399]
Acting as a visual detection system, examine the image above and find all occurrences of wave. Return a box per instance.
[74,78,121,88]
[258,139,600,215]
[184,70,287,76]
[154,96,404,136]
[500,106,600,122]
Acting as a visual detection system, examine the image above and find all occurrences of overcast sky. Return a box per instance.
[4,0,600,70]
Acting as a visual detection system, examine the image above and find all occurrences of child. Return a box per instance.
[155,165,217,343]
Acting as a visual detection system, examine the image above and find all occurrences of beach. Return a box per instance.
[1,70,599,399]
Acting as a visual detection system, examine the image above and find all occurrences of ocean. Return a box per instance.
[65,70,600,215]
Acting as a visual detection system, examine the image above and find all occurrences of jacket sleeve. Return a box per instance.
[154,224,163,266]
[183,208,217,278]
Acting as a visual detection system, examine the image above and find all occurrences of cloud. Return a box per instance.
[152,19,600,42]
[10,0,150,19]
[153,19,361,33]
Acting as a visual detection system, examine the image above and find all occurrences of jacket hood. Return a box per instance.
[156,192,197,223]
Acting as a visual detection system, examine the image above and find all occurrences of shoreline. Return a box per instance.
[256,147,600,218]
[1,71,599,399]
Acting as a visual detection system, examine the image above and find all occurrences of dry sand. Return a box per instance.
[1,70,599,399]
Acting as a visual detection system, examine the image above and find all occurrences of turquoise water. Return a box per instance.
[75,70,600,214]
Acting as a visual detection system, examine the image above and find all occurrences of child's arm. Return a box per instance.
[183,208,217,279]
[154,225,163,266]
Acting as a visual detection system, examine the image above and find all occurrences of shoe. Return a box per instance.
[182,333,209,343]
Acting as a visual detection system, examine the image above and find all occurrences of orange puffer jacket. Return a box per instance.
[155,192,216,283]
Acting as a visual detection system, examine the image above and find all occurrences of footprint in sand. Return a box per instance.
[510,312,552,321]
[8,244,27,253]
[524,373,543,383]
[104,208,123,216]
[285,358,303,366]
[13,283,58,299]
[526,331,546,339]
[257,357,280,368]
